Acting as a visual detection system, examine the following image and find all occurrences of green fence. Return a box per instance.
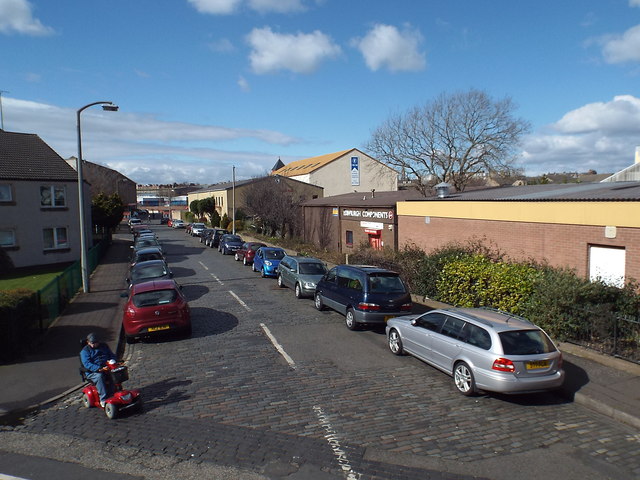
[36,235,111,331]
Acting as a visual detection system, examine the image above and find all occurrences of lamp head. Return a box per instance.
[102,104,119,112]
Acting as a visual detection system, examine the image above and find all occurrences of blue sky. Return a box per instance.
[1,0,639,185]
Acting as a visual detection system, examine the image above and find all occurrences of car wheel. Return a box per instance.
[454,362,477,396]
[388,329,404,355]
[104,402,117,419]
[345,308,358,330]
[235,253,240,261]
[125,335,135,345]
[277,274,285,288]
[82,392,92,408]
[314,293,325,311]
[261,267,266,278]
[252,262,257,272]
[243,257,248,266]
[294,283,302,299]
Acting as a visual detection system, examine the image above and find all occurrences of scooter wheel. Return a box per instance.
[81,393,92,408]
[104,402,117,419]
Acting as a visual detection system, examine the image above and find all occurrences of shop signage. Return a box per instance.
[351,156,360,186]
[360,221,384,230]
[343,209,394,220]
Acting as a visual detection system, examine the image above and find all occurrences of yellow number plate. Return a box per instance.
[526,360,550,370]
[148,325,170,332]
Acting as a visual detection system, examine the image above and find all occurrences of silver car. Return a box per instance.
[277,256,327,299]
[386,308,564,396]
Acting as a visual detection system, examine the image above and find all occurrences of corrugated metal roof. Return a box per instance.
[273,149,353,177]
[304,189,425,207]
[0,130,78,181]
[412,182,640,202]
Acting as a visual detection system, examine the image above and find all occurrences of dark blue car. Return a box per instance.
[252,247,286,278]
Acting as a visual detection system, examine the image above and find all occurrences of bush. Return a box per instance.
[0,288,40,363]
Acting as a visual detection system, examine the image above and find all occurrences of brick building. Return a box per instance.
[397,182,640,287]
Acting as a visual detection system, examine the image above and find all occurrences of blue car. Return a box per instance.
[252,247,286,278]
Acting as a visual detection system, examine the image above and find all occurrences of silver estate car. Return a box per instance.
[276,255,327,299]
[386,308,564,396]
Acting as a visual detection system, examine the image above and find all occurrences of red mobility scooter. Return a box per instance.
[80,359,142,419]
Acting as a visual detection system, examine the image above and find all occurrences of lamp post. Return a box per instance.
[77,101,118,293]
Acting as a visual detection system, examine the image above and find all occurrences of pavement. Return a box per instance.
[1,227,639,433]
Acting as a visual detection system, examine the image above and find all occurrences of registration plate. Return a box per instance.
[148,325,170,332]
[526,360,550,370]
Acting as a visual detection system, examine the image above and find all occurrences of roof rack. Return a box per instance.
[479,307,533,325]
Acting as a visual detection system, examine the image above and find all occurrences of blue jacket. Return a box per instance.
[80,343,116,373]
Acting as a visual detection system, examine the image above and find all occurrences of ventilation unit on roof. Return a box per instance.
[435,182,451,198]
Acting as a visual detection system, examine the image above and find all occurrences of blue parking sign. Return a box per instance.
[351,156,360,186]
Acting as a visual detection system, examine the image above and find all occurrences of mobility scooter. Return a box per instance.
[80,359,142,419]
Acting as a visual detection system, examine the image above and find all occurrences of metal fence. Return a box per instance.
[36,235,111,331]
[567,309,640,364]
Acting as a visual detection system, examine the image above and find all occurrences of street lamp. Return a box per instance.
[77,101,119,293]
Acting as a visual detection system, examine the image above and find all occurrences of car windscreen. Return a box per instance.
[250,244,262,251]
[131,265,168,281]
[499,329,556,355]
[265,249,285,260]
[137,253,162,262]
[226,235,242,242]
[299,262,327,275]
[133,288,178,307]
[368,274,406,293]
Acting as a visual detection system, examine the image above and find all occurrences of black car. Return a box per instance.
[205,229,229,248]
[126,259,173,287]
[218,234,244,255]
[314,265,412,330]
[199,228,215,243]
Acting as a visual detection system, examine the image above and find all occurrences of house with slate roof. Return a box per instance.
[272,148,399,197]
[397,181,640,287]
[0,130,89,269]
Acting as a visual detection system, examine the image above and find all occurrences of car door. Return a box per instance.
[284,258,297,288]
[429,315,466,372]
[318,267,339,310]
[254,248,264,271]
[402,312,447,362]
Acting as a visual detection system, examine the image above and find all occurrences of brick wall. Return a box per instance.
[399,216,640,282]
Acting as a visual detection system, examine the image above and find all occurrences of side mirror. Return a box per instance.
[411,319,417,326]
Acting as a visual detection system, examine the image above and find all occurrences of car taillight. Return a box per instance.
[126,307,136,318]
[358,302,380,311]
[492,357,515,372]
[400,303,412,311]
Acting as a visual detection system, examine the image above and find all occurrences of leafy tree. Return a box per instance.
[200,197,216,224]
[220,213,230,229]
[366,89,530,193]
[91,193,124,231]
[189,199,203,220]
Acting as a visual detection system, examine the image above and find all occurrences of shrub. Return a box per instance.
[0,288,40,363]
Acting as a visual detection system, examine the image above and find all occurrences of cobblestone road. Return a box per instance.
[11,229,640,480]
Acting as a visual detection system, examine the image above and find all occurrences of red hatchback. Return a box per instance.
[122,279,191,344]
[235,242,266,266]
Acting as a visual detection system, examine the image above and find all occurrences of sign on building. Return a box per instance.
[351,156,360,186]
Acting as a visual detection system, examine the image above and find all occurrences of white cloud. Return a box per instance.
[352,23,426,72]
[248,0,305,14]
[2,96,301,184]
[238,75,250,91]
[0,0,54,35]
[630,0,640,7]
[520,95,640,175]
[246,27,341,74]
[598,24,640,63]
[187,0,242,15]
[208,38,235,53]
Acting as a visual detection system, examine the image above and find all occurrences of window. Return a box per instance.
[463,323,492,350]
[0,230,16,247]
[0,184,12,202]
[40,185,66,207]
[440,317,466,339]
[43,227,68,249]
[415,312,446,332]
[346,230,353,247]
[589,245,625,288]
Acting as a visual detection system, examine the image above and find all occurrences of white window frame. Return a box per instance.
[40,185,67,208]
[0,229,16,247]
[43,227,69,250]
[0,184,12,202]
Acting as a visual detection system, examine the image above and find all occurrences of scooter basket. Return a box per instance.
[109,366,129,384]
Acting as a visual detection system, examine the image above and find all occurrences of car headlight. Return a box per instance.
[265,260,272,266]
[303,282,315,289]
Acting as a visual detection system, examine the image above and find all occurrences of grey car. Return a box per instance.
[386,307,565,396]
[277,256,328,299]
[126,259,173,288]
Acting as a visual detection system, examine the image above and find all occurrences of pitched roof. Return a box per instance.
[273,149,354,177]
[0,130,78,181]
[191,175,324,194]
[410,182,640,202]
[304,189,424,207]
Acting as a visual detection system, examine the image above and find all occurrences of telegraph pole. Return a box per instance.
[0,90,9,130]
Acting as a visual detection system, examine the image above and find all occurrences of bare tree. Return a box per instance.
[243,177,302,238]
[366,89,530,193]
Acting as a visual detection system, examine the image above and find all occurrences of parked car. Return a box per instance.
[252,247,286,278]
[160,217,170,225]
[131,225,150,237]
[171,219,185,228]
[184,223,193,234]
[314,265,412,330]
[128,218,142,231]
[234,242,266,265]
[205,229,229,248]
[386,308,565,396]
[122,279,191,344]
[199,228,215,243]
[277,256,327,299]
[129,247,165,268]
[190,223,206,237]
[127,259,173,287]
[132,238,163,255]
[218,234,244,255]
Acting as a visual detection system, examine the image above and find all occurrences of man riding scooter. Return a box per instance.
[80,332,117,407]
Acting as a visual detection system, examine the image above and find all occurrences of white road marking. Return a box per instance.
[313,405,360,479]
[198,261,209,270]
[260,323,296,369]
[211,274,224,285]
[0,474,31,480]
[229,290,251,311]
